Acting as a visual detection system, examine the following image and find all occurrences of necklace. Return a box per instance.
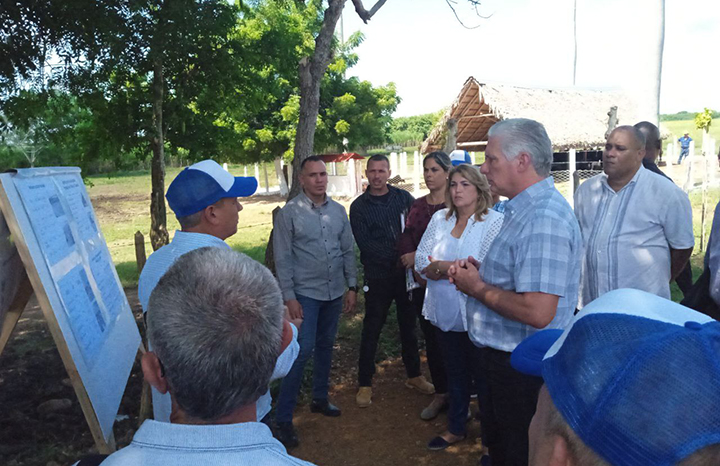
[425,191,444,217]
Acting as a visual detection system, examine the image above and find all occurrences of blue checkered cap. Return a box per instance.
[512,289,720,466]
[166,160,258,217]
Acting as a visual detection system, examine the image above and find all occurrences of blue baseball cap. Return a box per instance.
[449,149,471,166]
[166,160,258,217]
[511,288,720,466]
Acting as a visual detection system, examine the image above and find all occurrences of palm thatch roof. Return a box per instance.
[421,77,642,154]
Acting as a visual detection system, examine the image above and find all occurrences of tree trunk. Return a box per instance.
[287,0,388,200]
[443,118,458,154]
[288,1,346,200]
[149,53,169,251]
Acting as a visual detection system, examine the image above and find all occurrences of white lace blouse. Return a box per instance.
[415,208,504,332]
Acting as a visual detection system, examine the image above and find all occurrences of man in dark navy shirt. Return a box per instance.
[350,154,435,408]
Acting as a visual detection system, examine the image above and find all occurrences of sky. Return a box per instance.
[341,0,720,117]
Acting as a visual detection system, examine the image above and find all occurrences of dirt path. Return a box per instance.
[0,289,484,466]
[291,359,483,466]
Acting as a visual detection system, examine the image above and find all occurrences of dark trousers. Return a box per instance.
[436,330,484,436]
[411,287,448,394]
[358,270,421,386]
[476,346,543,466]
[676,263,693,296]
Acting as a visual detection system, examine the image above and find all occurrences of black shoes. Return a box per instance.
[275,421,299,449]
[427,433,467,451]
[309,399,342,417]
[274,399,340,449]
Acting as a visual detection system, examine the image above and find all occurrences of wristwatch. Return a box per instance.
[348,286,358,293]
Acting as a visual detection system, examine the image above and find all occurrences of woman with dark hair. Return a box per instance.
[398,151,452,421]
[415,164,503,451]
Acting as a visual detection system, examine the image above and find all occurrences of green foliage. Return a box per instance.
[695,108,713,132]
[0,90,122,172]
[661,110,720,121]
[661,120,720,146]
[390,110,445,146]
[273,29,400,154]
[0,0,399,170]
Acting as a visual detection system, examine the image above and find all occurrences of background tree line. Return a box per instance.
[0,1,399,173]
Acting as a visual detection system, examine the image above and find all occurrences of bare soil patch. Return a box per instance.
[90,193,150,224]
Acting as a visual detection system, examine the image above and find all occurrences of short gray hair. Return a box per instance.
[147,247,284,421]
[176,211,202,229]
[488,118,554,177]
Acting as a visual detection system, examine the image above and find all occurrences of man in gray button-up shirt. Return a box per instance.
[273,156,357,448]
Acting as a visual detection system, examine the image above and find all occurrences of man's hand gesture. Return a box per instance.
[448,256,484,297]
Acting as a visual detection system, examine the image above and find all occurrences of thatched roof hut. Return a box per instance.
[421,77,642,154]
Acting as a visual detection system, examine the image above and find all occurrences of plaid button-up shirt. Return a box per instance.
[466,177,582,352]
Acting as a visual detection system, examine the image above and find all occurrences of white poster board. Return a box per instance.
[0,167,141,452]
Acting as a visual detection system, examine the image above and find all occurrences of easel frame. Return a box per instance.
[0,169,139,454]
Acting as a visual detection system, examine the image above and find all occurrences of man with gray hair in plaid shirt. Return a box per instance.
[449,118,582,466]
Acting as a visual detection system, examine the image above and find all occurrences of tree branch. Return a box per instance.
[351,0,389,24]
[444,0,492,30]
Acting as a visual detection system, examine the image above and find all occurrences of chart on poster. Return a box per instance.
[0,167,140,453]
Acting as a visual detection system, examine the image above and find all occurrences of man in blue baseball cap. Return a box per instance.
[511,288,720,466]
[449,149,472,166]
[138,160,300,428]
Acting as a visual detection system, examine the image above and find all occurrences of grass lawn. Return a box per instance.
[661,119,720,152]
[87,165,284,286]
[88,166,718,301]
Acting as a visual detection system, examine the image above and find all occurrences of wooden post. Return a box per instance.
[133,229,152,426]
[390,152,399,176]
[274,158,289,197]
[137,347,152,427]
[347,157,357,196]
[683,153,694,192]
[264,207,282,275]
[413,151,420,193]
[263,164,270,193]
[701,155,709,251]
[134,231,147,274]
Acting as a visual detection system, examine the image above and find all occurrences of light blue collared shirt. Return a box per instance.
[138,230,299,422]
[467,178,583,352]
[99,420,315,465]
[575,166,694,306]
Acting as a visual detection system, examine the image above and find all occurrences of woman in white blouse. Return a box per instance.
[415,164,503,451]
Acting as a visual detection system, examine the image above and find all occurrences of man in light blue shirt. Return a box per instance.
[138,160,299,425]
[101,248,314,465]
[449,119,582,466]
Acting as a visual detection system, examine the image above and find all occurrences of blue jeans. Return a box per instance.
[678,148,690,164]
[275,294,343,423]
